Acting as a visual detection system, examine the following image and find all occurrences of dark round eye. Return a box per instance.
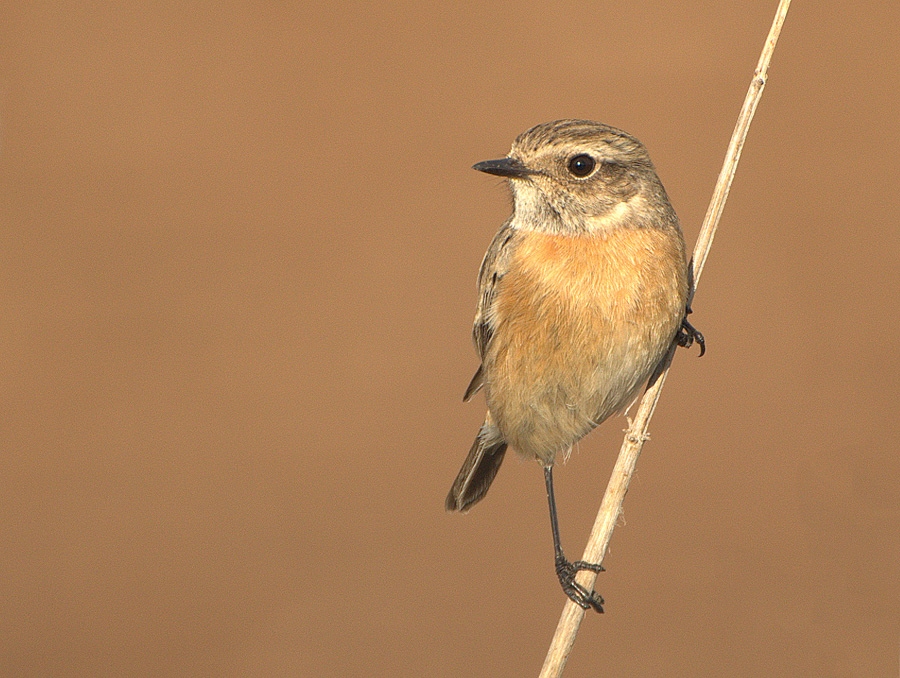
[567,154,596,177]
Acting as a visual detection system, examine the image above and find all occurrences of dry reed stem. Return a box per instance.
[538,1,793,676]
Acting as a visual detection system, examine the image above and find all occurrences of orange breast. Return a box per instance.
[484,227,687,463]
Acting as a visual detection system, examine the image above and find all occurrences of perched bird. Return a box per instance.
[446,119,703,612]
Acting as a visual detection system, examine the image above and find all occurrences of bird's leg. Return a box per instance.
[544,465,604,613]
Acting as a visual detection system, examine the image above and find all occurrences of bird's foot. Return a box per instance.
[555,554,605,613]
[676,316,705,357]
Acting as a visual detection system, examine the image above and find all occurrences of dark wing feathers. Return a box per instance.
[464,222,520,400]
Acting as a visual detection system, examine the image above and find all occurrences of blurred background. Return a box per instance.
[1,2,898,676]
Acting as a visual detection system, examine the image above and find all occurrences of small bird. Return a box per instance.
[446,120,703,612]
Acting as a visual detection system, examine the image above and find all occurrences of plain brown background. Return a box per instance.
[1,2,898,676]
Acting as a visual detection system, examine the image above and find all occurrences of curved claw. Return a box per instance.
[677,316,706,357]
[563,578,605,613]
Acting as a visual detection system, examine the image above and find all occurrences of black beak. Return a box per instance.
[472,157,534,178]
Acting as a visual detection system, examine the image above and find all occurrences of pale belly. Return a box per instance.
[483,228,687,463]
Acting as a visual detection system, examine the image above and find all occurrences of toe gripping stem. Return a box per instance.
[678,270,705,356]
[676,302,705,357]
[554,553,605,613]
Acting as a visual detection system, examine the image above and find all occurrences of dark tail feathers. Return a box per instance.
[445,425,507,512]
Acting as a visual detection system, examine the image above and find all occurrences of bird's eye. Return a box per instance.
[567,154,596,177]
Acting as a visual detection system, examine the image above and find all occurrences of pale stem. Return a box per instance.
[539,1,793,676]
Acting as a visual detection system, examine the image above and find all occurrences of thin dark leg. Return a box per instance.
[543,465,604,613]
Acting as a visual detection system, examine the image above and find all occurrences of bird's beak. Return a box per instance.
[472,157,534,178]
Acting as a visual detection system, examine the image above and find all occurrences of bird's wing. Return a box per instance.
[464,220,520,401]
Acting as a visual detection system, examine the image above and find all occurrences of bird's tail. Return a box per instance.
[445,414,507,512]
